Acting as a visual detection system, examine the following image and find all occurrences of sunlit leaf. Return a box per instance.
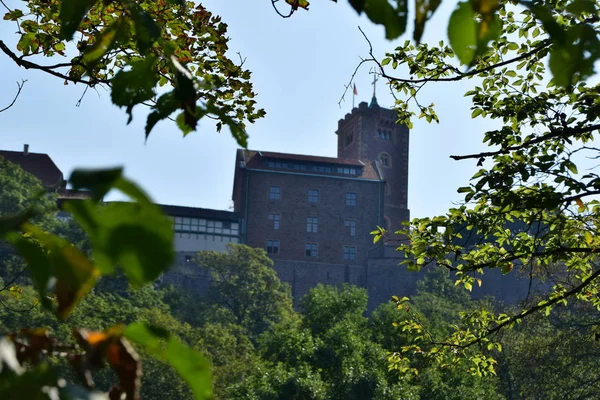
[83,18,129,69]
[65,169,174,287]
[448,1,477,65]
[125,323,212,400]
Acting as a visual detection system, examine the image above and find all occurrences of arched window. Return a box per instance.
[379,153,391,167]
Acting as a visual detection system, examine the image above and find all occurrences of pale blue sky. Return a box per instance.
[1,0,493,218]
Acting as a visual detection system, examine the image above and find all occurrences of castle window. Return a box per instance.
[306,216,318,233]
[380,153,391,167]
[344,219,356,236]
[343,246,356,260]
[308,189,319,203]
[305,243,318,257]
[268,213,280,230]
[267,239,280,254]
[377,129,392,141]
[345,132,354,146]
[269,186,281,200]
[345,192,357,206]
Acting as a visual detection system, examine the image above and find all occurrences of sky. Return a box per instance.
[0,0,494,219]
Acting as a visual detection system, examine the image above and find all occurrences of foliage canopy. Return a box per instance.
[365,0,600,377]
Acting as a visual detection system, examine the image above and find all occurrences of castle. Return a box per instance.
[2,99,535,310]
[162,99,535,310]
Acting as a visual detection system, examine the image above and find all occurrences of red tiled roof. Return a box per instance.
[241,150,382,181]
[0,150,63,190]
[250,150,364,166]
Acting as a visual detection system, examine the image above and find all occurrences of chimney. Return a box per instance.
[23,144,29,155]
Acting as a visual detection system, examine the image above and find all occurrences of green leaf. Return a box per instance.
[59,0,98,40]
[414,0,442,43]
[584,230,593,245]
[176,111,195,136]
[111,55,159,123]
[7,232,52,302]
[125,323,212,400]
[349,0,408,40]
[83,18,129,69]
[69,168,123,202]
[64,169,174,286]
[3,9,24,21]
[549,25,600,89]
[565,160,578,174]
[471,108,483,118]
[566,0,598,16]
[448,1,477,65]
[145,92,179,138]
[448,0,502,66]
[11,225,99,319]
[501,263,513,275]
[124,1,162,53]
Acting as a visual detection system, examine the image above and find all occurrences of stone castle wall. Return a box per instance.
[161,250,540,311]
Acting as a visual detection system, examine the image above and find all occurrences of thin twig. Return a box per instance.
[0,79,26,113]
[271,0,295,18]
[0,297,39,313]
[0,266,29,292]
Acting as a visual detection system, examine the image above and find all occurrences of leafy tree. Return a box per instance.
[275,0,599,90]
[1,0,265,143]
[195,244,295,339]
[372,270,503,399]
[365,0,600,377]
[0,161,212,398]
[253,284,422,400]
[496,303,600,399]
[300,283,368,335]
[0,157,57,220]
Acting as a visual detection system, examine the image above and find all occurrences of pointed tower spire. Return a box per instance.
[370,71,379,108]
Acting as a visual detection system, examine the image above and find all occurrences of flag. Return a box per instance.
[353,83,358,96]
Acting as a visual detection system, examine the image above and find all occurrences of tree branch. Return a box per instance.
[0,79,26,113]
[0,40,110,86]
[450,123,600,161]
[454,266,600,350]
[379,40,551,84]
[0,266,28,292]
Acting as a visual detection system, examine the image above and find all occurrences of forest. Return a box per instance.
[2,158,600,399]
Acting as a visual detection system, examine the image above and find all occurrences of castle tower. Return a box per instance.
[336,98,410,234]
